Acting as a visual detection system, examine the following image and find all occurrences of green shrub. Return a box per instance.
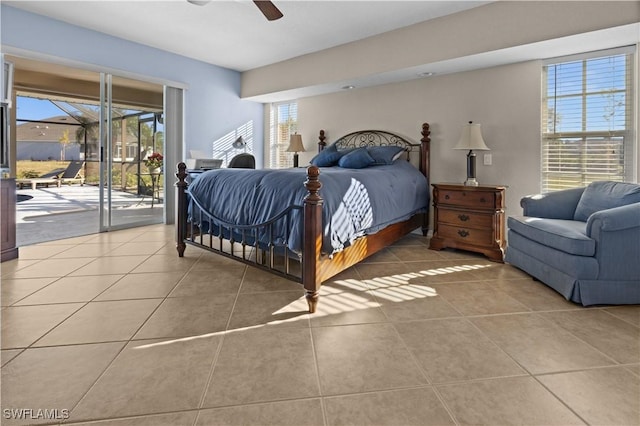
[20,170,40,178]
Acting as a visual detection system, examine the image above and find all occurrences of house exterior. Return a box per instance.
[16,115,82,161]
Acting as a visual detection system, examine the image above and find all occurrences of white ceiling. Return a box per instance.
[5,0,492,72]
[5,1,639,103]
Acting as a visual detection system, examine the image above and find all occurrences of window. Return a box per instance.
[269,101,297,169]
[541,47,635,191]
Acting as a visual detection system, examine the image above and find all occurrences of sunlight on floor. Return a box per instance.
[300,262,493,317]
[133,262,495,350]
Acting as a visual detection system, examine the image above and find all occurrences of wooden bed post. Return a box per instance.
[176,162,188,257]
[303,165,323,313]
[318,129,327,152]
[421,123,431,236]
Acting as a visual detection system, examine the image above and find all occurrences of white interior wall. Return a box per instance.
[298,61,543,224]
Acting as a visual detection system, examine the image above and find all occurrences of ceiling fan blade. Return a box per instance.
[186,0,210,5]
[253,1,283,21]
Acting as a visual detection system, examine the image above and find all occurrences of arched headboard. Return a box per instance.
[317,123,431,180]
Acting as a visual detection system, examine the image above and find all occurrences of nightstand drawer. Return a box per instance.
[436,189,495,208]
[438,209,493,228]
[438,224,493,246]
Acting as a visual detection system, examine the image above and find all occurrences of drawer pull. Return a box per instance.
[458,214,470,222]
[458,230,470,238]
[480,197,487,203]
[444,195,450,200]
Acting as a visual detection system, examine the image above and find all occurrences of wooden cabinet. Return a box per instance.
[1,178,18,262]
[429,183,506,262]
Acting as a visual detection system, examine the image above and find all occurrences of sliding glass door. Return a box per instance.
[11,55,170,245]
[99,73,164,231]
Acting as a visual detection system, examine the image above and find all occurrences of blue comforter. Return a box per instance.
[187,160,429,255]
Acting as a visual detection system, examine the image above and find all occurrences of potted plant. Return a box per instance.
[144,152,163,174]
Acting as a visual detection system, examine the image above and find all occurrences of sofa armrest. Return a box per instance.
[586,202,640,281]
[586,202,640,234]
[521,187,585,219]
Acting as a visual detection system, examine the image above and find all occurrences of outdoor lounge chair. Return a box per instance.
[16,168,64,190]
[16,161,84,190]
[58,161,85,186]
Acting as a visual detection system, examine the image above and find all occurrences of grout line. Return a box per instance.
[530,374,590,425]
[193,334,226,426]
[194,262,248,424]
[463,308,624,425]
[307,326,328,426]
[14,253,158,350]
[533,311,624,365]
[65,340,130,420]
[387,322,464,425]
[597,306,640,328]
[61,409,200,425]
[66,253,187,419]
[61,232,193,419]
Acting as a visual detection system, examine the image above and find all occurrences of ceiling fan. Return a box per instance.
[187,0,284,21]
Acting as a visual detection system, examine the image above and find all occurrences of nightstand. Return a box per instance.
[429,183,506,262]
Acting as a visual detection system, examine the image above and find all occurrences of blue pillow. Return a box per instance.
[367,145,405,165]
[310,144,342,167]
[338,148,376,169]
[574,181,640,221]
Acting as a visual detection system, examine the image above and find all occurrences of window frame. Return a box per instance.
[269,100,297,169]
[541,46,636,191]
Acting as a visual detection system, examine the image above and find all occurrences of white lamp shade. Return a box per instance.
[286,133,305,153]
[454,122,490,151]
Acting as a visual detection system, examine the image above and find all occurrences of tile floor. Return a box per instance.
[1,224,639,426]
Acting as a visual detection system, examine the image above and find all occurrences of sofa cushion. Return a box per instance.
[507,216,595,256]
[574,181,640,221]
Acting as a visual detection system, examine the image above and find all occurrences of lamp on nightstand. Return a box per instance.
[286,133,305,167]
[454,121,490,186]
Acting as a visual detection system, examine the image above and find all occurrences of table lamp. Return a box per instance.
[286,133,305,168]
[454,121,489,186]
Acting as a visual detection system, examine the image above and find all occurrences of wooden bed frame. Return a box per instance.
[176,123,431,313]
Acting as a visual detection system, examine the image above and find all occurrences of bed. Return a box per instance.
[176,123,432,313]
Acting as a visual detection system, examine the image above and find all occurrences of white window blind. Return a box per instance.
[541,47,635,191]
[269,101,297,169]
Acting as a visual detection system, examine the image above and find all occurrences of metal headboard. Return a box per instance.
[321,129,420,166]
[333,130,414,150]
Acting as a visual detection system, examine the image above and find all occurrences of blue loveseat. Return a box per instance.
[505,181,640,306]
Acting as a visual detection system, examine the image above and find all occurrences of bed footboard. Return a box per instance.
[175,162,323,313]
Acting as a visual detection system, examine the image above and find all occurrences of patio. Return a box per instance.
[16,184,164,247]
